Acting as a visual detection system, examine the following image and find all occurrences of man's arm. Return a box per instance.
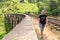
[38,18,40,22]
[46,17,48,27]
[46,17,48,24]
[38,18,40,26]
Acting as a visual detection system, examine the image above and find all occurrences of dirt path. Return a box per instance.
[31,17,59,40]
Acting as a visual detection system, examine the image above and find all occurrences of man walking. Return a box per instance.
[38,10,48,39]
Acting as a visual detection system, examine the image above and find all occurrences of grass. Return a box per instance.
[0,14,6,40]
[49,24,60,40]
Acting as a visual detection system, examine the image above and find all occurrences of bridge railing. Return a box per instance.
[4,14,25,33]
[2,14,38,40]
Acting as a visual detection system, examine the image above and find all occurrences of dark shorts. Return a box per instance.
[40,23,45,31]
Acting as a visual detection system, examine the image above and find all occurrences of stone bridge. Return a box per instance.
[2,15,38,40]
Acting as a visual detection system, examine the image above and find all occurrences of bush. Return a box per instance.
[37,2,50,15]
[57,5,60,16]
[3,2,38,14]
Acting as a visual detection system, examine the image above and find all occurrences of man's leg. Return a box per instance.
[40,24,45,39]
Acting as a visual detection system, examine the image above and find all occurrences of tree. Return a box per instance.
[28,0,31,2]
[20,0,24,2]
[57,0,60,16]
[37,0,43,2]
[49,0,58,16]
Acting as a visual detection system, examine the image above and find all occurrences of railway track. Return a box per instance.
[48,18,60,26]
[48,18,60,30]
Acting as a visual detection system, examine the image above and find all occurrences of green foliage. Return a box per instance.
[0,0,60,16]
[37,2,50,15]
[36,0,60,16]
[5,17,13,33]
[57,5,60,16]
[0,32,6,40]
[0,14,6,40]
[3,2,38,14]
[11,0,20,2]
[49,0,59,16]
[56,0,60,16]
[0,9,3,14]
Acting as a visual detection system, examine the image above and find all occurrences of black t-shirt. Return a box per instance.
[39,14,47,24]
